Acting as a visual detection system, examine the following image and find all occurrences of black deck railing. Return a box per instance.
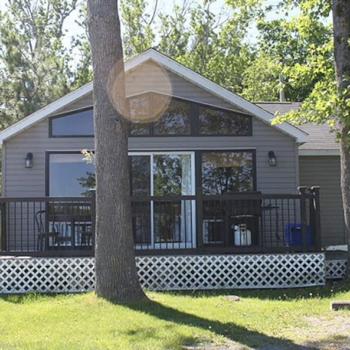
[0,197,94,256]
[0,187,321,256]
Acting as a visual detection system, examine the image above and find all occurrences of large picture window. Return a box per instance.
[201,151,255,195]
[48,153,95,197]
[50,108,94,137]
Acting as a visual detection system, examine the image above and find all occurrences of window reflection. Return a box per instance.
[50,109,94,137]
[202,151,254,194]
[153,100,191,135]
[130,155,150,196]
[198,107,251,136]
[49,153,95,197]
[153,154,192,196]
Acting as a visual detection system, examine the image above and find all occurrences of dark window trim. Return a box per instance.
[128,93,253,137]
[198,149,257,194]
[49,107,94,138]
[45,150,91,196]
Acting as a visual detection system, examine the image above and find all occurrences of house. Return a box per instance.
[0,49,346,293]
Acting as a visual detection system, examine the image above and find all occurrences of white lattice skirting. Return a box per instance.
[325,260,347,280]
[0,253,326,294]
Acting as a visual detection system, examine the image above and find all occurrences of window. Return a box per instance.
[153,100,191,135]
[130,155,151,196]
[48,153,95,196]
[130,152,195,247]
[130,123,152,136]
[50,108,94,137]
[129,93,252,137]
[129,95,191,136]
[201,151,255,195]
[198,107,252,136]
[201,150,256,246]
[129,94,152,136]
[153,154,193,196]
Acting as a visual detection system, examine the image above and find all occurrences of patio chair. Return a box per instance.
[35,210,72,251]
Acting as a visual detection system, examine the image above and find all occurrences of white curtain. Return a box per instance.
[180,154,193,243]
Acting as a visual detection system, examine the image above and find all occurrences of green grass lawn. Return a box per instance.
[0,281,349,350]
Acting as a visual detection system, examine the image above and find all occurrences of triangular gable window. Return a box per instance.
[129,93,252,137]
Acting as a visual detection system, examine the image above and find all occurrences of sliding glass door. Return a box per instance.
[130,152,196,249]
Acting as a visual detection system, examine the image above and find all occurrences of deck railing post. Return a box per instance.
[0,201,6,251]
[310,186,321,251]
[298,186,308,252]
[196,195,203,249]
[91,191,96,255]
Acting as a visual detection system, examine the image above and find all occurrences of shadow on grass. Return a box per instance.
[305,335,350,350]
[159,280,350,302]
[123,299,316,350]
[2,279,349,304]
[124,326,199,350]
[0,292,71,304]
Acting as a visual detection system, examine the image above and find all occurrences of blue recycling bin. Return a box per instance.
[284,223,313,247]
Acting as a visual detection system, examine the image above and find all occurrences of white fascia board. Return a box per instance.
[299,149,340,156]
[0,48,308,144]
[0,82,93,144]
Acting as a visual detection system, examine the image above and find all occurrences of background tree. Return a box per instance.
[0,0,78,129]
[157,2,190,58]
[241,4,332,101]
[87,0,146,301]
[70,3,93,88]
[121,0,155,58]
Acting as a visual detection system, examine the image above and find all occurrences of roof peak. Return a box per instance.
[0,49,307,144]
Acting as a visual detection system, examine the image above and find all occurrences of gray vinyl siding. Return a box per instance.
[3,118,298,197]
[3,60,298,198]
[55,61,244,116]
[299,156,346,247]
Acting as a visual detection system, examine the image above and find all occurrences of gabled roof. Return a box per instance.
[0,48,308,144]
[257,102,340,156]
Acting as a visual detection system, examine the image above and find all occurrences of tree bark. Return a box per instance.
[87,0,146,302]
[332,0,350,276]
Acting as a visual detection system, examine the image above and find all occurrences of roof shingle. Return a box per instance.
[257,102,339,154]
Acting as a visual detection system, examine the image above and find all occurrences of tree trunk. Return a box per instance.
[339,131,350,276]
[332,0,350,276]
[87,0,146,302]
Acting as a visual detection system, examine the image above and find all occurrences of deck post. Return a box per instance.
[0,201,6,251]
[310,186,321,250]
[298,186,308,252]
[91,191,96,254]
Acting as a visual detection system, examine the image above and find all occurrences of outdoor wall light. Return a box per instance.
[268,151,277,167]
[25,152,33,168]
